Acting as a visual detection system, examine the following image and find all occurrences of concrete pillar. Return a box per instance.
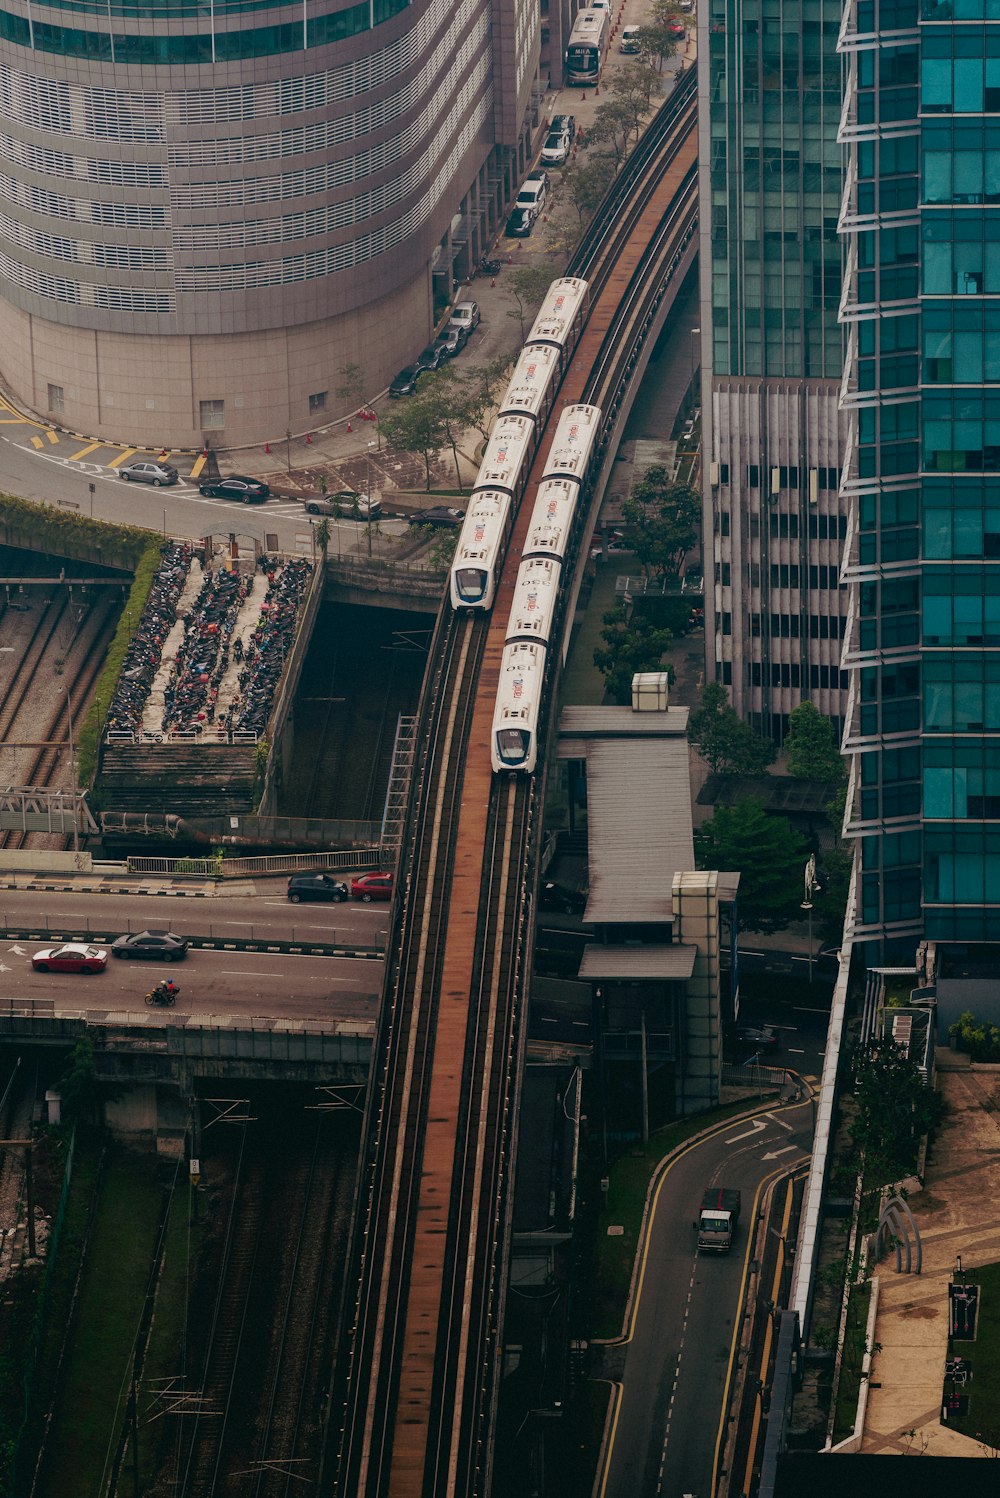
[672,870,724,1115]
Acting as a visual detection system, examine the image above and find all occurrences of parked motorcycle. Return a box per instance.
[479,255,502,276]
[145,981,179,1007]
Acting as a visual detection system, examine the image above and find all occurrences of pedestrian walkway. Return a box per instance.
[860,1053,1000,1457]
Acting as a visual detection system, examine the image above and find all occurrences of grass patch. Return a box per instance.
[946,1261,1000,1445]
[34,1147,164,1498]
[78,540,162,788]
[832,1280,872,1443]
[586,1099,768,1339]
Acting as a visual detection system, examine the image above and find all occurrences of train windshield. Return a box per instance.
[495,728,529,765]
[455,568,487,602]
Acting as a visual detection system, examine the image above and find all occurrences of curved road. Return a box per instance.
[598,1096,814,1498]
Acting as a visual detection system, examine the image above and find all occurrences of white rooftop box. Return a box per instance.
[631,672,670,712]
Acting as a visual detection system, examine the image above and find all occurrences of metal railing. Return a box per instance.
[124,847,387,878]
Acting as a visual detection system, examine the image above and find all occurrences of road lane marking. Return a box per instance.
[787,1046,806,1053]
[765,1111,794,1133]
[189,452,207,479]
[67,441,103,461]
[108,447,137,468]
[725,1118,767,1143]
[761,1145,798,1160]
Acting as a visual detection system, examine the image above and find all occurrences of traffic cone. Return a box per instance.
[491,278,496,288]
[306,432,312,445]
[264,441,271,454]
[596,83,600,95]
[582,91,587,100]
[347,421,352,433]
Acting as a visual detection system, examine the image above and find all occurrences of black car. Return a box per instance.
[389,364,424,398]
[735,1024,780,1052]
[287,872,349,903]
[409,505,465,529]
[415,344,445,373]
[505,206,535,239]
[539,881,587,915]
[199,474,270,503]
[111,929,189,961]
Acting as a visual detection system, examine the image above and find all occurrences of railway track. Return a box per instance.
[332,76,699,1498]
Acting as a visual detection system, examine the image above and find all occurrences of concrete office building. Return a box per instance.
[838,0,1000,953]
[698,0,848,741]
[0,0,540,447]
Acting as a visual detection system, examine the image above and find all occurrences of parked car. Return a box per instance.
[409,505,465,529]
[351,872,394,902]
[516,169,549,215]
[448,300,481,333]
[111,930,189,961]
[120,459,179,486]
[416,344,445,373]
[668,18,687,37]
[620,23,641,51]
[337,491,382,519]
[435,325,468,359]
[32,943,108,974]
[287,872,349,903]
[389,364,424,398]
[539,881,587,915]
[541,129,571,166]
[735,1024,781,1052]
[506,206,536,238]
[551,113,576,138]
[199,475,270,502]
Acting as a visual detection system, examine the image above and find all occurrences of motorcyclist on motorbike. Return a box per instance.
[146,979,179,1006]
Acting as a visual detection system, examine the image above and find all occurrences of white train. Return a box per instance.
[449,490,513,609]
[449,276,591,614]
[490,402,603,773]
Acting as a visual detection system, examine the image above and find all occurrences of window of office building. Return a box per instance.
[309,391,327,414]
[47,383,64,414]
[200,399,225,430]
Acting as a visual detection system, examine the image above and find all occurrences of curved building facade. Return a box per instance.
[0,0,539,445]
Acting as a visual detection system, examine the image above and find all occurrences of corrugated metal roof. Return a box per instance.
[583,737,695,924]
[579,944,697,980]
[557,704,689,752]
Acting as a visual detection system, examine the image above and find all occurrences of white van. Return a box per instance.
[516,170,549,216]
[620,23,641,51]
[449,300,480,333]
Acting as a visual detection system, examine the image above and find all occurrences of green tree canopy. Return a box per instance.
[563,151,619,222]
[622,465,700,577]
[379,370,465,489]
[785,700,846,782]
[593,605,673,704]
[506,265,555,340]
[695,798,809,933]
[850,1038,943,1186]
[688,681,776,777]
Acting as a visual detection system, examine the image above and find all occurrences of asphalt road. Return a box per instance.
[600,1099,814,1498]
[0,426,416,557]
[2,938,381,1020]
[0,886,390,948]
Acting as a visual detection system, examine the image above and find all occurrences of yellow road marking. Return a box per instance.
[108,447,137,468]
[0,416,27,424]
[0,394,44,426]
[67,441,101,462]
[30,434,43,449]
[189,452,207,479]
[595,1383,624,1498]
[45,428,59,444]
[740,1176,796,1494]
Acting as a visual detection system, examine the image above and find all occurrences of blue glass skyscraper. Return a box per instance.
[840,0,1000,950]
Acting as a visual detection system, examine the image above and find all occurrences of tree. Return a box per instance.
[335,361,365,413]
[694,798,809,933]
[380,382,449,490]
[635,3,685,73]
[506,266,556,340]
[313,516,331,558]
[785,700,846,782]
[563,152,619,222]
[622,466,700,576]
[688,682,776,777]
[593,605,673,704]
[850,1038,944,1186]
[58,1036,104,1123]
[587,99,635,167]
[460,355,514,440]
[610,62,660,135]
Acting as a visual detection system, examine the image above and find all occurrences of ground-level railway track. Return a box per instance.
[332,72,698,1498]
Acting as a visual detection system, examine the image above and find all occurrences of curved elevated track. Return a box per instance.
[333,71,698,1498]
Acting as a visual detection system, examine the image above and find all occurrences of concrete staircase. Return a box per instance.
[99,743,257,817]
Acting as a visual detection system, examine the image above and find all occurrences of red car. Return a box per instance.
[351,872,394,902]
[32,942,108,974]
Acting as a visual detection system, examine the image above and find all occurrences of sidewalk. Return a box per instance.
[859,1054,1000,1457]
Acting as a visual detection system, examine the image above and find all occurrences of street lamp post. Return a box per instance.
[366,441,376,559]
[801,854,819,985]
[689,326,701,413]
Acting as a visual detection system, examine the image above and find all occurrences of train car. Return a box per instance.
[542,403,602,485]
[499,343,561,425]
[491,640,546,774]
[527,278,590,365]
[505,556,561,645]
[522,478,581,564]
[475,413,537,500]
[449,490,513,610]
[565,7,610,85]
